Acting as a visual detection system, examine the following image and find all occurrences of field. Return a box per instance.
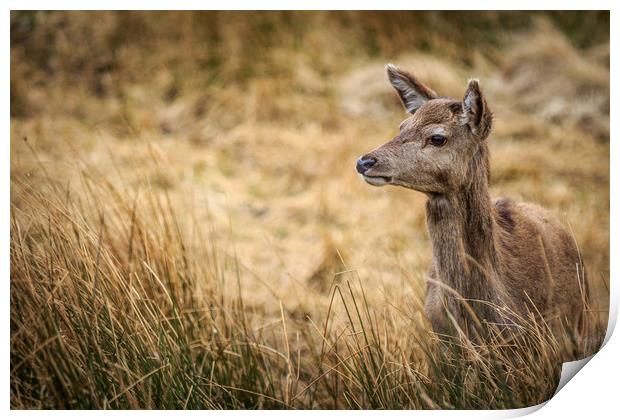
[10,11,609,409]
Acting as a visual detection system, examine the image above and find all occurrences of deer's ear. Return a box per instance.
[461,79,493,140]
[386,64,437,114]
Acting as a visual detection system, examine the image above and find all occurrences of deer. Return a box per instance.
[356,64,588,344]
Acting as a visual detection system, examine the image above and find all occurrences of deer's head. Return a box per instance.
[356,64,493,195]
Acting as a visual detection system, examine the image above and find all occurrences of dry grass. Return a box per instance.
[10,11,609,409]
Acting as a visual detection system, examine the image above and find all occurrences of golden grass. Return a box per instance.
[10,11,609,409]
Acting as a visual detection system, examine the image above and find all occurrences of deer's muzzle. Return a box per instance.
[356,157,377,174]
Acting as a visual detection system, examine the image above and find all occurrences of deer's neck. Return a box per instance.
[426,145,505,310]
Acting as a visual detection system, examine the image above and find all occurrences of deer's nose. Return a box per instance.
[356,157,377,174]
[355,156,377,175]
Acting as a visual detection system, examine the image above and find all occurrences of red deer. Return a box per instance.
[356,64,587,342]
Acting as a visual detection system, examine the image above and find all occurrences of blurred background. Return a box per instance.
[11,10,610,318]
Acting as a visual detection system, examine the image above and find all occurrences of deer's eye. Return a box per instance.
[429,134,447,147]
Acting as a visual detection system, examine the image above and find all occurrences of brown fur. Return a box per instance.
[358,64,587,340]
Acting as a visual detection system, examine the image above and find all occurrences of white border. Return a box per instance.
[0,1,616,10]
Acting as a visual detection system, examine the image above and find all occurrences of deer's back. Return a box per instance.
[494,199,586,322]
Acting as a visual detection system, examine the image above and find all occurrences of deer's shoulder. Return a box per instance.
[494,198,577,261]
